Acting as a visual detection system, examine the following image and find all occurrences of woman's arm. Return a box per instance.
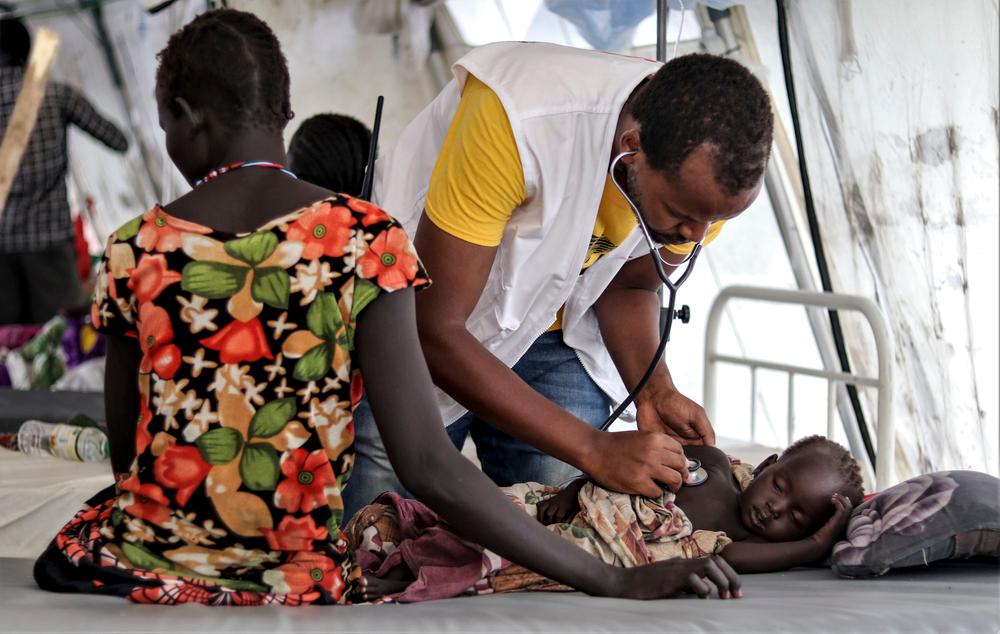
[104,334,141,475]
[355,288,741,600]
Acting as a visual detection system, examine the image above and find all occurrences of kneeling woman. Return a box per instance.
[33,8,738,606]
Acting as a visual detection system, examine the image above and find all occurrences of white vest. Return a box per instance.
[373,42,661,425]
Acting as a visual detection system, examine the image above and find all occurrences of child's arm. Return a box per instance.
[356,288,742,600]
[720,494,853,573]
[536,477,588,525]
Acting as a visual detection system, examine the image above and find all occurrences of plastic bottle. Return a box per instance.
[17,420,109,462]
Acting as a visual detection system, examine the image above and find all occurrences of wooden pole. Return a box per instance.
[0,27,60,218]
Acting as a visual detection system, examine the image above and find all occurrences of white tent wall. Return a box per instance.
[17,1,998,480]
[26,0,437,234]
[771,0,999,478]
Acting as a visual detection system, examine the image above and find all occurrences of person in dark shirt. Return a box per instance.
[0,16,128,324]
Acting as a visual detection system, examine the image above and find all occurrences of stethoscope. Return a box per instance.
[602,150,707,487]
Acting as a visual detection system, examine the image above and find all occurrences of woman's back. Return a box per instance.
[38,193,426,604]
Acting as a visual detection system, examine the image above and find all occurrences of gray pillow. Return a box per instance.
[831,470,1000,578]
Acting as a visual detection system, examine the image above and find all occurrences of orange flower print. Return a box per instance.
[262,552,345,597]
[128,254,182,303]
[136,207,211,253]
[357,226,419,291]
[119,475,171,525]
[349,370,364,407]
[199,317,273,364]
[260,515,328,552]
[286,202,356,259]
[136,399,153,456]
[138,303,181,379]
[153,445,213,507]
[275,448,336,514]
[347,197,390,227]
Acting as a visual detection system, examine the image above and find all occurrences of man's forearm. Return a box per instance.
[593,284,675,396]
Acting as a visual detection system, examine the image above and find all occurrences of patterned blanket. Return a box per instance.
[346,460,754,601]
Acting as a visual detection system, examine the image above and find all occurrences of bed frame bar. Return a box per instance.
[703,285,895,491]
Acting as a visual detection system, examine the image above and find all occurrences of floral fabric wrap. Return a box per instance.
[832,470,1000,578]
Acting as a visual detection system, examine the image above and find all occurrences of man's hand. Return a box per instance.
[809,493,854,551]
[635,384,716,446]
[584,430,689,496]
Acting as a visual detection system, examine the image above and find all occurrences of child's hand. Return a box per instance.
[536,478,587,525]
[809,493,854,550]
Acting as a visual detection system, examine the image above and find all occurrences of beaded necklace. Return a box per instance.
[194,161,298,187]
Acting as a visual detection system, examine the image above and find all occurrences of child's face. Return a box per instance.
[737,451,842,541]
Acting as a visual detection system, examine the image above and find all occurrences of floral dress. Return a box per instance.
[33,195,428,606]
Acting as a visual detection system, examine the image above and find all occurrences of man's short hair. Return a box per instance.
[0,17,31,66]
[629,53,774,196]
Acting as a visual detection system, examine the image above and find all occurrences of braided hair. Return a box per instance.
[155,8,292,133]
[781,435,865,505]
[629,53,773,196]
[287,114,372,197]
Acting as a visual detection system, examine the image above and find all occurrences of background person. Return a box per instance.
[287,113,371,197]
[0,16,128,325]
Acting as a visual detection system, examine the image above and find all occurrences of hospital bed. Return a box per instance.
[0,287,996,632]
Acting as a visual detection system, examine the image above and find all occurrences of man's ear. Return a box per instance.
[174,97,205,130]
[618,128,641,157]
[753,454,778,478]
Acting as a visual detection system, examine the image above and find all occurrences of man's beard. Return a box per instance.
[624,163,645,218]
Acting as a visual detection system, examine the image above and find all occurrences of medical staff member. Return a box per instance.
[345,43,774,517]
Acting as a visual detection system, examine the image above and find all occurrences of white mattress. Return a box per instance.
[1,557,996,633]
[0,448,113,558]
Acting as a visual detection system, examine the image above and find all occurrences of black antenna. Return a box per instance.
[360,95,384,201]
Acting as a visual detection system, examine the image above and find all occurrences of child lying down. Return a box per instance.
[347,435,864,602]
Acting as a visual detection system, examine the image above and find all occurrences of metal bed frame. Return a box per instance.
[703,285,895,491]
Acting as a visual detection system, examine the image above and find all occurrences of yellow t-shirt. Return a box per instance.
[424,75,723,329]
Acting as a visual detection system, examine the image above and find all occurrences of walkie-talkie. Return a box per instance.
[359,95,384,202]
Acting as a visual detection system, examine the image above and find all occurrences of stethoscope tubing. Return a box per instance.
[598,151,703,432]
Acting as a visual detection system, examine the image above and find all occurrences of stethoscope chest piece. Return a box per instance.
[684,458,709,487]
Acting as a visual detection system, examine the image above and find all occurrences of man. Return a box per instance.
[0,16,128,324]
[345,43,773,517]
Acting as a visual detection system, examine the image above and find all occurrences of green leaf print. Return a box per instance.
[247,398,297,438]
[327,510,344,535]
[181,262,248,299]
[306,292,344,341]
[223,231,278,266]
[240,443,280,491]
[292,343,332,382]
[350,278,382,323]
[124,543,268,592]
[524,491,540,505]
[122,542,176,572]
[251,267,291,309]
[195,427,244,464]
[115,216,143,241]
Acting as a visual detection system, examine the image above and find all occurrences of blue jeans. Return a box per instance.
[342,331,612,520]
